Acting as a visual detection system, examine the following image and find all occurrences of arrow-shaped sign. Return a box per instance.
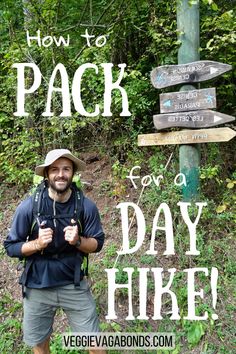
[138,128,236,146]
[151,60,232,89]
[160,88,216,113]
[153,110,235,130]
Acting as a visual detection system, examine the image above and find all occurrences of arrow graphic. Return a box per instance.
[163,100,172,107]
[214,115,222,123]
[153,110,235,130]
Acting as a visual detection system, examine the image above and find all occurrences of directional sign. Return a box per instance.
[153,110,235,130]
[160,88,216,113]
[138,128,236,146]
[151,60,232,89]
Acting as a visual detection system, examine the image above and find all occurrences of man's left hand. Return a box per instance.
[63,224,79,245]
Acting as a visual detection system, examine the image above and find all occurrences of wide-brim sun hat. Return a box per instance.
[35,149,86,177]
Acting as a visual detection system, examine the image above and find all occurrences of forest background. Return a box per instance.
[0,0,235,353]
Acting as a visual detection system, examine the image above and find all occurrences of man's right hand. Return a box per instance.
[37,227,53,249]
[21,227,53,256]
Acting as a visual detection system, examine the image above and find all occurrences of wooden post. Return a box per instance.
[177,0,200,200]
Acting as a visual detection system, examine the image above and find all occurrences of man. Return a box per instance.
[4,149,106,354]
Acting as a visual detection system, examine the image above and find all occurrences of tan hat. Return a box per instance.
[35,149,86,177]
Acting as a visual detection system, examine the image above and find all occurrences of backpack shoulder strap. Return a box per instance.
[30,180,48,234]
[71,183,89,276]
[72,182,84,233]
[32,180,48,219]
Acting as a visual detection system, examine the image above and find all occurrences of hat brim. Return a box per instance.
[35,153,86,177]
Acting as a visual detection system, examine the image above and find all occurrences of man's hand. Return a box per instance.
[37,227,54,249]
[21,227,53,256]
[64,223,80,246]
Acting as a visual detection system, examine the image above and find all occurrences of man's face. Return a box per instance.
[47,158,74,194]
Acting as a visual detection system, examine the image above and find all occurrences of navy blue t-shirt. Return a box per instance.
[4,188,104,288]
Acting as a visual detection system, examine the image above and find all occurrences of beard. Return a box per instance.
[48,176,72,194]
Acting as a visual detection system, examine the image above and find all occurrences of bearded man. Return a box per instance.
[4,149,105,354]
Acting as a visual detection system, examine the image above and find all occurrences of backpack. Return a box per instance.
[30,179,89,276]
[18,180,89,296]
[32,180,82,230]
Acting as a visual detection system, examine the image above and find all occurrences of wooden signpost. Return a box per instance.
[151,60,232,89]
[138,1,235,200]
[153,110,235,130]
[160,88,216,113]
[138,128,236,146]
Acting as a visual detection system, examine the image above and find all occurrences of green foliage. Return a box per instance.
[111,160,129,180]
[200,3,236,114]
[0,0,234,187]
[184,321,206,346]
[0,292,31,353]
[200,164,220,181]
[0,131,40,187]
[0,1,235,353]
